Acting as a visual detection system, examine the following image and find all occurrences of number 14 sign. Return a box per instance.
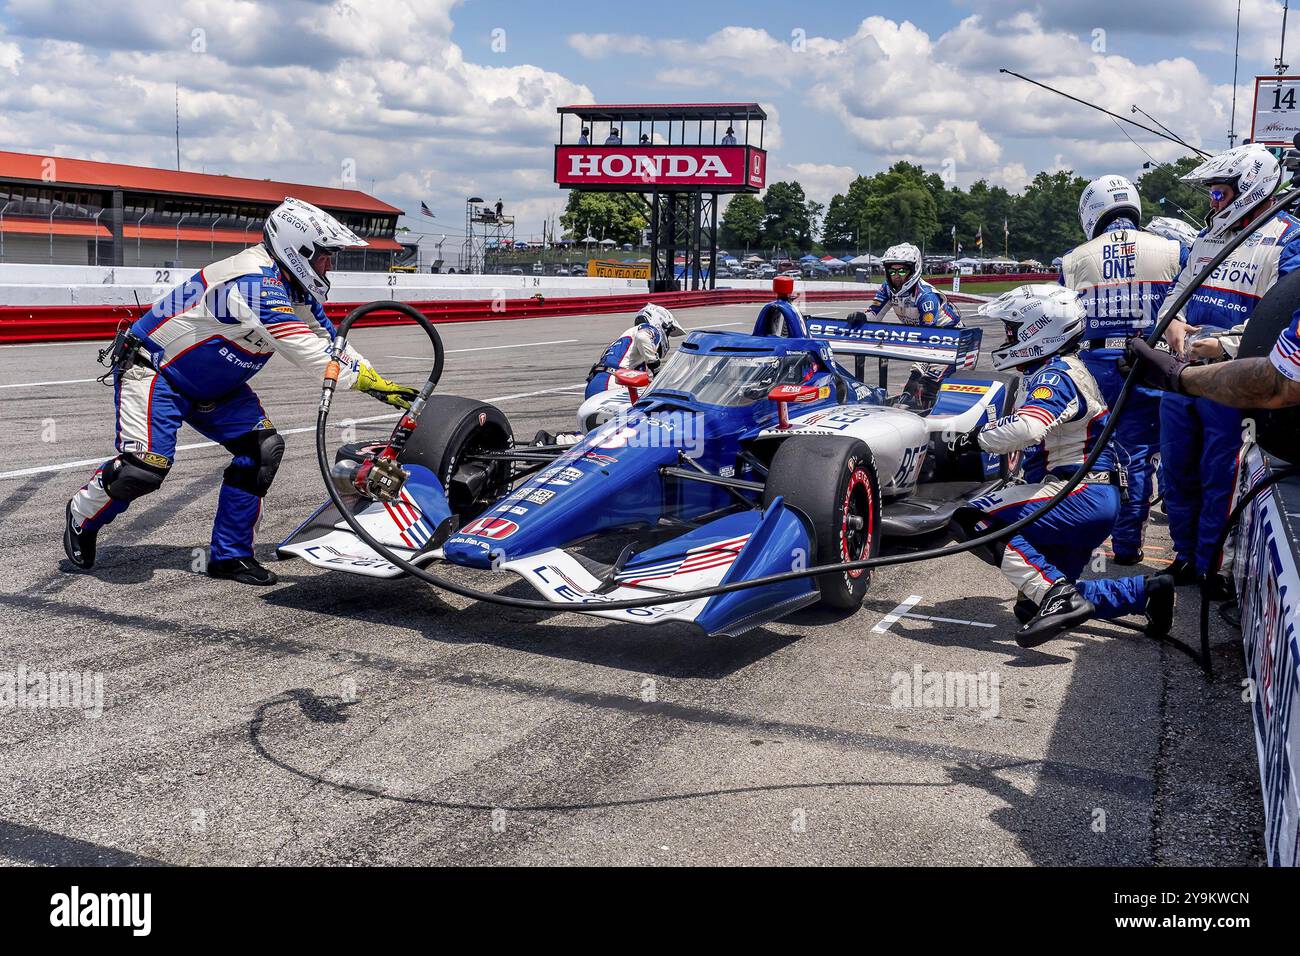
[1252,76,1300,146]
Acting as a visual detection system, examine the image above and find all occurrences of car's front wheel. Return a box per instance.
[336,395,513,523]
[762,436,881,610]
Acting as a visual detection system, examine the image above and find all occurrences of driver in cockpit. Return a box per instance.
[851,242,963,409]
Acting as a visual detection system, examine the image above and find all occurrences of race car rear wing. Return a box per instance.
[802,315,983,369]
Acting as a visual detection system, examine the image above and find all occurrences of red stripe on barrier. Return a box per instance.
[0,287,988,345]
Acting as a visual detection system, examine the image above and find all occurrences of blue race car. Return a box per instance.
[279,294,1021,636]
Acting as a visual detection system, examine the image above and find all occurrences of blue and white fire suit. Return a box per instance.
[69,245,367,562]
[1158,210,1300,575]
[965,355,1147,616]
[1060,218,1182,560]
[865,278,964,383]
[585,323,666,399]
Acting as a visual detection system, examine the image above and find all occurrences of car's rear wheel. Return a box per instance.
[762,436,881,610]
[336,395,513,523]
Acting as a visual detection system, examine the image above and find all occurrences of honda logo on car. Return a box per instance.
[460,516,519,539]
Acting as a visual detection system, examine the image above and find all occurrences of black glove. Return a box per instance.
[1119,337,1188,394]
[948,428,980,458]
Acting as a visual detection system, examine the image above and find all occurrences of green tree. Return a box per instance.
[1136,156,1209,228]
[760,180,813,252]
[560,190,650,246]
[720,193,763,250]
[865,185,939,251]
[1012,170,1089,261]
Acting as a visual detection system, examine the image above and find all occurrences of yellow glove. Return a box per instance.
[353,364,418,410]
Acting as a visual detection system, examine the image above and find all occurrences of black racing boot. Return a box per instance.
[63,501,97,569]
[1017,581,1095,648]
[1013,597,1037,625]
[1143,574,1175,637]
[1164,557,1199,586]
[207,556,278,586]
[1203,573,1235,602]
[1111,549,1144,566]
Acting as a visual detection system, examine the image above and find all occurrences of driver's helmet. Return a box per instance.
[981,284,1085,371]
[1181,144,1280,239]
[880,243,922,297]
[263,197,367,302]
[635,303,685,359]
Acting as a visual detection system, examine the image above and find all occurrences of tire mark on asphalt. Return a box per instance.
[0,591,1155,801]
[0,472,57,526]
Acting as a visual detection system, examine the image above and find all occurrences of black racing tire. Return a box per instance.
[336,395,513,523]
[762,436,881,610]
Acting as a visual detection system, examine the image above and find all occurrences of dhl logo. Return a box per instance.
[940,383,990,393]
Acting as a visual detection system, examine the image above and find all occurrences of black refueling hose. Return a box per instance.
[315,191,1300,614]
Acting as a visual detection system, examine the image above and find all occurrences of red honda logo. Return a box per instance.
[461,516,519,539]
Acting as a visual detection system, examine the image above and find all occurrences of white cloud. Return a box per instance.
[567,32,654,59]
[769,162,857,208]
[575,13,1253,190]
[0,0,592,237]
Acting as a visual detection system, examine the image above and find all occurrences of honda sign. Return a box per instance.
[554,145,765,191]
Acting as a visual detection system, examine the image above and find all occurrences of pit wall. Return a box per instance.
[0,263,989,344]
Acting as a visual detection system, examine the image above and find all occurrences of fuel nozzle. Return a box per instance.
[329,456,408,502]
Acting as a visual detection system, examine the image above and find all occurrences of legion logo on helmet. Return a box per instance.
[980,284,1085,371]
[1181,144,1281,239]
[881,242,922,297]
[1078,174,1141,240]
[263,197,367,302]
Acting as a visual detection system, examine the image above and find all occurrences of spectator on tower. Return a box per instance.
[578,127,590,145]
[721,126,737,145]
[604,127,622,145]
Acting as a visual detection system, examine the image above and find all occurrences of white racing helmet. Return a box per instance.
[1078,174,1141,239]
[635,303,684,359]
[1145,215,1201,248]
[981,284,1085,371]
[881,242,923,297]
[263,197,367,302]
[1181,144,1280,239]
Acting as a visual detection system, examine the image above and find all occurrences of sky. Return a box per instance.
[0,0,1291,242]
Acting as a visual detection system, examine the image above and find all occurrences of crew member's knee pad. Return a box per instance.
[948,506,1006,568]
[102,453,170,502]
[222,429,285,497]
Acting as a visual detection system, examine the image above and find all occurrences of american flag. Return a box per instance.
[420,201,435,218]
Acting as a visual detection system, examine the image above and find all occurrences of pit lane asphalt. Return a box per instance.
[0,301,1262,866]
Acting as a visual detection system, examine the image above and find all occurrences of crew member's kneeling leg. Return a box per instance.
[207,428,284,585]
[65,453,170,568]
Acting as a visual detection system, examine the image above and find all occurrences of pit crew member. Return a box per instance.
[1060,175,1182,566]
[852,242,963,408]
[1150,145,1300,597]
[63,198,418,585]
[949,286,1174,648]
[584,303,684,399]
